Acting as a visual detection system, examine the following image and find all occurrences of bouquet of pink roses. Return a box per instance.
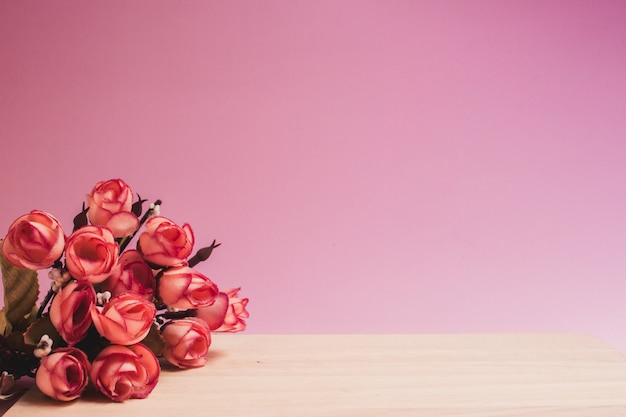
[0,179,249,402]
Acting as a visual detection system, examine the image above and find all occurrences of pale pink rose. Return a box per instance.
[64,225,119,283]
[157,265,218,309]
[86,179,140,238]
[138,216,194,267]
[49,280,96,345]
[161,318,212,369]
[101,250,156,300]
[90,343,160,402]
[1,210,65,270]
[197,287,249,332]
[91,292,156,345]
[35,347,90,401]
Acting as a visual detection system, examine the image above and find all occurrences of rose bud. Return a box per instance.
[91,292,156,345]
[90,343,160,402]
[65,225,119,284]
[1,210,65,270]
[197,287,249,332]
[161,318,212,369]
[35,347,90,401]
[86,178,140,238]
[101,250,156,301]
[138,216,194,267]
[49,280,96,345]
[157,265,218,309]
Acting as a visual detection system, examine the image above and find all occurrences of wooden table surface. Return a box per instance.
[5,333,626,416]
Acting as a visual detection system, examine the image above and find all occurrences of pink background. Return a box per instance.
[2,1,626,350]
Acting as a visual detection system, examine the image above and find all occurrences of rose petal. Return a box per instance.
[196,292,229,330]
[105,212,140,239]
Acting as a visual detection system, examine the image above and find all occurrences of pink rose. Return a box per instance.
[160,318,212,369]
[157,265,218,309]
[35,347,90,401]
[91,292,156,345]
[65,225,119,283]
[138,216,194,267]
[101,250,156,300]
[196,287,249,332]
[1,210,65,270]
[90,343,160,402]
[49,280,96,345]
[86,179,140,238]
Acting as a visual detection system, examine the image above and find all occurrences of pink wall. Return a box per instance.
[2,1,626,350]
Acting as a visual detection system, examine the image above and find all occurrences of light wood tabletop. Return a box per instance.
[5,333,626,416]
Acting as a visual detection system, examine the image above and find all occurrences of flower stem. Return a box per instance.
[156,309,197,321]
[119,199,162,252]
[37,287,56,318]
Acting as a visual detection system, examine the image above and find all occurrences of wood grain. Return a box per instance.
[5,333,626,416]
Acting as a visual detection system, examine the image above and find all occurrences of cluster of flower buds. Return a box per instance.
[0,179,249,402]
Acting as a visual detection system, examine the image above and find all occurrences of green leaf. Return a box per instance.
[141,322,165,356]
[0,310,8,336]
[0,243,40,334]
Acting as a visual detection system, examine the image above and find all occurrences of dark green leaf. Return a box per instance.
[73,325,109,361]
[0,332,39,379]
[23,315,61,347]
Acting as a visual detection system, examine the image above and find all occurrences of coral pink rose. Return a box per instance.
[91,292,156,345]
[35,347,91,401]
[49,280,96,345]
[138,216,194,267]
[86,179,140,238]
[161,318,212,369]
[90,343,160,402]
[157,265,218,309]
[196,287,249,332]
[101,250,156,300]
[1,210,65,270]
[65,225,119,283]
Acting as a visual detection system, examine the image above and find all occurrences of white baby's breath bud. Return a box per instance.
[167,306,181,313]
[152,204,161,216]
[34,335,53,358]
[48,268,71,291]
[96,291,112,306]
[48,268,62,281]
